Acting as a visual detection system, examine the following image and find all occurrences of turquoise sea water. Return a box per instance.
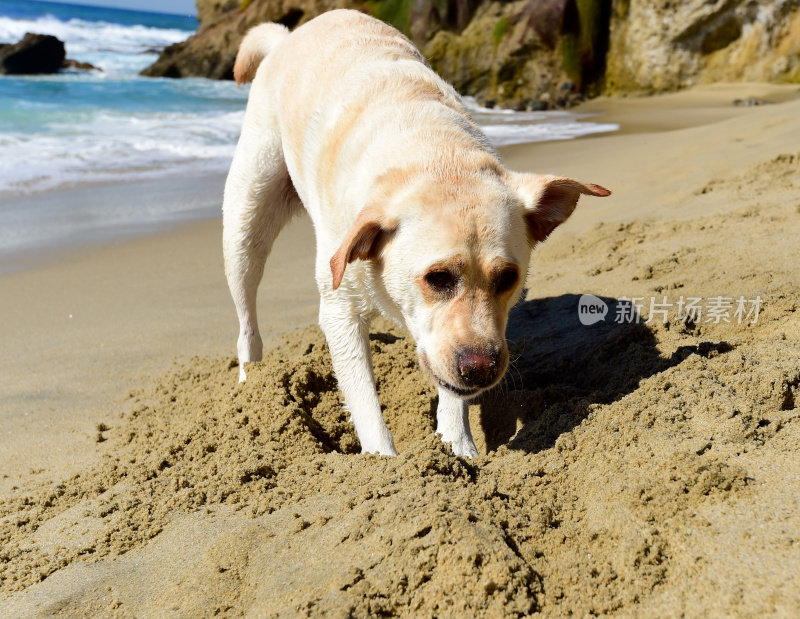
[0,0,616,260]
[0,0,248,197]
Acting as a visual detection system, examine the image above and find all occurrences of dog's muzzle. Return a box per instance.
[456,347,501,389]
[421,347,504,398]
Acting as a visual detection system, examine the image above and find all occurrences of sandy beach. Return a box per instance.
[1,83,799,615]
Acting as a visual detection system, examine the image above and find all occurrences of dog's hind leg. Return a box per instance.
[223,131,300,382]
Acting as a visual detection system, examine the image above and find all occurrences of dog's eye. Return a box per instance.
[494,268,519,295]
[424,270,456,294]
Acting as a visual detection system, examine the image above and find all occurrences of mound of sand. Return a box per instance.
[1,146,798,615]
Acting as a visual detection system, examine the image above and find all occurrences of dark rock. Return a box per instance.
[512,99,529,112]
[0,33,65,75]
[62,58,101,71]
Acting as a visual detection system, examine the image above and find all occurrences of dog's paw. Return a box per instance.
[238,365,247,383]
[358,427,397,456]
[361,445,398,457]
[447,437,479,459]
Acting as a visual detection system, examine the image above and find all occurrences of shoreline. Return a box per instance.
[5,83,797,278]
[0,172,227,276]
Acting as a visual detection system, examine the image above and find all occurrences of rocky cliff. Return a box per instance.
[606,0,800,93]
[142,0,609,109]
[425,0,610,108]
[142,0,800,107]
[141,0,348,80]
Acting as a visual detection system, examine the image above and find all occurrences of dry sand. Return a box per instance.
[1,84,799,616]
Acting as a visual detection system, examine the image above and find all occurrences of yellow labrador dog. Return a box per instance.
[223,10,609,458]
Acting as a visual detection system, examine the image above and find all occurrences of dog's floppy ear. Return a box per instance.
[510,172,610,244]
[330,205,398,290]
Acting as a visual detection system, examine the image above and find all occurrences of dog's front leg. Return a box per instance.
[436,389,478,458]
[319,300,397,456]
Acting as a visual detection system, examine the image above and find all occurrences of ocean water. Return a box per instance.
[0,0,241,198]
[0,0,617,261]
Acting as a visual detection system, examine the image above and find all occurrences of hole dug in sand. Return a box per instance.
[2,299,798,615]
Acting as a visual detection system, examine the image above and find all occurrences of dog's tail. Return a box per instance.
[233,23,290,86]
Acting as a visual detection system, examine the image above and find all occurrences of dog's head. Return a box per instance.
[331,169,610,398]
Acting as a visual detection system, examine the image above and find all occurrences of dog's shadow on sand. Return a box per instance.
[477,293,731,454]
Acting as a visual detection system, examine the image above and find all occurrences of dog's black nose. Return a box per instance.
[457,348,500,388]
